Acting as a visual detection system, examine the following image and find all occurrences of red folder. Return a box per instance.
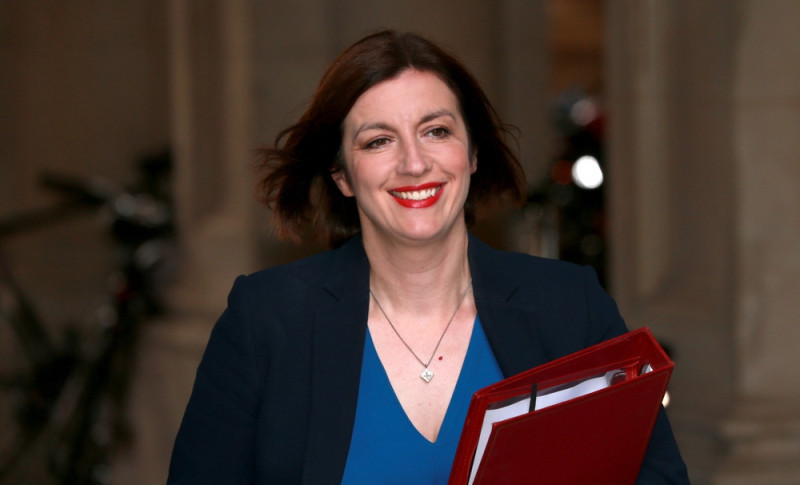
[449,327,673,485]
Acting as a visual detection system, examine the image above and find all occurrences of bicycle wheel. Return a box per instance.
[0,280,33,477]
[0,267,77,482]
[47,319,124,485]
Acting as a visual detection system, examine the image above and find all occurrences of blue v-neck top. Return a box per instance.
[341,316,503,484]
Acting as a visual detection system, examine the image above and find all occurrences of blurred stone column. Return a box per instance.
[169,0,259,313]
[607,3,737,481]
[114,1,262,482]
[712,1,800,483]
[606,1,800,484]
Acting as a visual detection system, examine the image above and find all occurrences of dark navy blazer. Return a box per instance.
[168,235,689,484]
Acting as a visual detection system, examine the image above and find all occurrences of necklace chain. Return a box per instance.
[370,278,473,383]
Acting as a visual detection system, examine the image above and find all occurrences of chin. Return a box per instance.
[396,222,463,243]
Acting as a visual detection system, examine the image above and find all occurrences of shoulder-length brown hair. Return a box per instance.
[256,30,526,248]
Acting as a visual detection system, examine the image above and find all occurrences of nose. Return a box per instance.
[398,139,431,176]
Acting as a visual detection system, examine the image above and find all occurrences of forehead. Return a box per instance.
[344,69,461,127]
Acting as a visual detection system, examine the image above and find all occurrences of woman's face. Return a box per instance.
[334,69,476,246]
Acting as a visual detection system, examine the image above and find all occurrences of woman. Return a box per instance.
[168,31,689,483]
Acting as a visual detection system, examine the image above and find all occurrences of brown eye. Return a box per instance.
[428,127,449,138]
[365,137,390,149]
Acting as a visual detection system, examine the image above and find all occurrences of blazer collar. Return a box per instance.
[468,234,549,376]
[467,234,518,304]
[322,236,371,300]
[305,233,544,396]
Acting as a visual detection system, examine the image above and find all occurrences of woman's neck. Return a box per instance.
[363,226,472,314]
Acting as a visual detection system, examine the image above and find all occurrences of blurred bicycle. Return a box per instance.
[0,151,175,484]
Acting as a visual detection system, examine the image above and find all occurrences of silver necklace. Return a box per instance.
[370,278,473,383]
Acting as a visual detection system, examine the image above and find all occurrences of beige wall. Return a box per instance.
[0,1,169,325]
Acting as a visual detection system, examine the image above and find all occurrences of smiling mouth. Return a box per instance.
[390,185,441,200]
[389,183,444,208]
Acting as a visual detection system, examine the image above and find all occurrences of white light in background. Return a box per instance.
[570,98,599,126]
[572,155,603,189]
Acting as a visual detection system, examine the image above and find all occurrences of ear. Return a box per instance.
[331,169,355,197]
[469,150,478,174]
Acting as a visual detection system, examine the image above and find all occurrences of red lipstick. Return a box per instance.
[389,182,445,208]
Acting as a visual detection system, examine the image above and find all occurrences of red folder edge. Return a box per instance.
[448,327,673,485]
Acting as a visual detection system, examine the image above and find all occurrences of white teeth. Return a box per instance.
[392,187,439,200]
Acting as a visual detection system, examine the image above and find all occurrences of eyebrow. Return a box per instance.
[350,109,457,143]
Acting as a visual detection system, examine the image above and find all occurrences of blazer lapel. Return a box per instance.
[302,238,370,485]
[468,235,549,376]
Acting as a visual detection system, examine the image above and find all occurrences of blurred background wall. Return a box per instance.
[1,1,798,484]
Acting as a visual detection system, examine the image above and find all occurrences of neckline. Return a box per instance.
[364,316,480,444]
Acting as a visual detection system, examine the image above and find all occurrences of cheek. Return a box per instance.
[448,146,476,175]
[349,154,391,188]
